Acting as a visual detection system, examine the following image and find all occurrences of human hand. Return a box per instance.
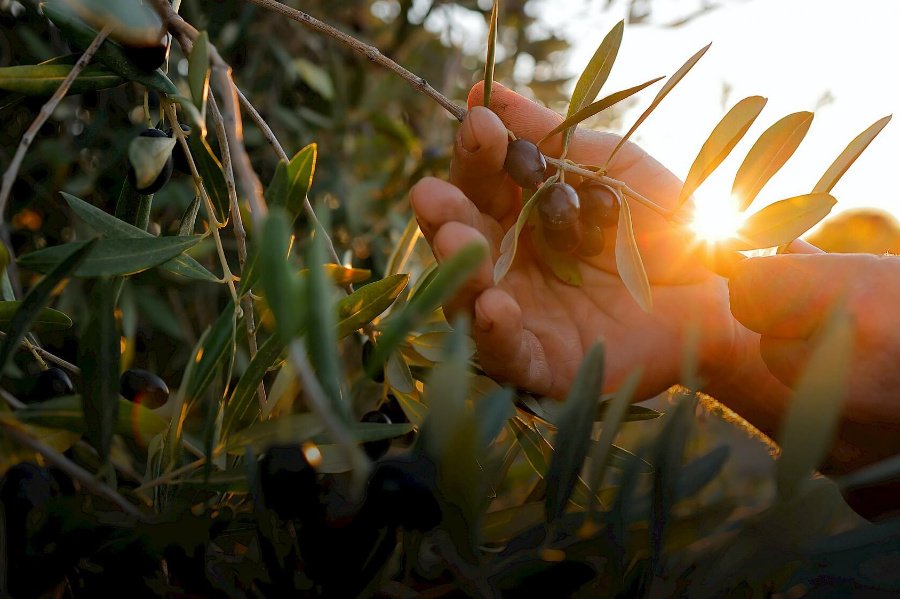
[410,82,737,400]
[728,252,900,473]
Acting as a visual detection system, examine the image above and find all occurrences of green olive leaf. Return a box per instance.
[15,395,168,443]
[813,115,892,194]
[615,196,652,312]
[0,243,8,280]
[128,134,176,190]
[61,0,166,47]
[188,31,210,112]
[732,111,814,211]
[0,63,124,95]
[607,43,711,166]
[224,413,324,455]
[222,334,285,436]
[385,215,420,277]
[385,350,415,394]
[483,0,499,108]
[494,176,556,284]
[565,20,624,149]
[285,144,317,221]
[79,277,119,461]
[540,76,664,145]
[185,302,238,403]
[776,307,852,498]
[189,134,229,222]
[335,273,409,339]
[725,193,836,251]
[0,302,72,332]
[258,209,304,342]
[678,95,768,207]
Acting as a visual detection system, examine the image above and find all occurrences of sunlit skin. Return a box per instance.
[412,82,900,475]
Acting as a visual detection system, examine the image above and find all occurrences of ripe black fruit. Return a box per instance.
[505,139,547,189]
[124,33,171,73]
[543,223,582,253]
[29,367,74,402]
[127,128,174,195]
[258,444,321,521]
[364,455,441,531]
[120,368,169,409]
[360,410,392,460]
[167,123,192,174]
[538,182,580,230]
[577,180,619,228]
[576,225,605,257]
[361,338,384,383]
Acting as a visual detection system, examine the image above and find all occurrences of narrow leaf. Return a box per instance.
[545,343,605,523]
[335,274,409,339]
[540,76,663,144]
[222,335,284,435]
[607,43,711,165]
[776,308,852,498]
[188,31,210,111]
[0,302,71,332]
[258,210,303,342]
[615,196,652,312]
[474,387,515,452]
[726,193,836,251]
[494,177,555,283]
[284,144,318,221]
[678,95,768,206]
[189,135,229,222]
[19,236,202,277]
[813,115,892,193]
[586,368,643,498]
[0,240,95,374]
[79,278,119,461]
[732,111,814,210]
[185,302,237,402]
[0,63,124,95]
[63,192,217,282]
[15,395,167,442]
[483,0,499,108]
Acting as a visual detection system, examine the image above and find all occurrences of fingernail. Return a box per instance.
[475,301,493,332]
[460,109,482,152]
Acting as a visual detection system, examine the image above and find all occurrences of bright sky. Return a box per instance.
[542,0,900,220]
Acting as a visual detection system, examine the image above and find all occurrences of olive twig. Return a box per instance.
[0,330,80,375]
[244,0,468,122]
[161,99,239,305]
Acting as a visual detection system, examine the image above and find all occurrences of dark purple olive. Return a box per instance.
[364,455,441,531]
[577,181,619,228]
[379,395,417,446]
[543,223,582,253]
[360,411,392,460]
[124,33,171,73]
[29,367,74,403]
[119,368,169,409]
[538,183,580,230]
[361,338,384,383]
[127,128,174,195]
[258,445,321,521]
[575,225,605,257]
[166,123,192,174]
[505,139,547,189]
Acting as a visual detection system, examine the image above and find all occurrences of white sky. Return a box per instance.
[540,0,900,219]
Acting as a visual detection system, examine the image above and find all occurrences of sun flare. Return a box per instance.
[689,193,747,243]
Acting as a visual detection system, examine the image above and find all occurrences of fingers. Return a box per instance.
[431,222,494,320]
[449,106,519,221]
[729,253,880,339]
[410,177,488,245]
[759,335,810,387]
[472,286,551,395]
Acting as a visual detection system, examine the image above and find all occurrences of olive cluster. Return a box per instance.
[504,139,620,256]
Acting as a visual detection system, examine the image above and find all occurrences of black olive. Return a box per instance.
[538,182,580,230]
[29,367,74,402]
[575,224,605,257]
[577,180,619,228]
[360,410,392,460]
[119,368,169,409]
[505,139,547,189]
[123,33,171,73]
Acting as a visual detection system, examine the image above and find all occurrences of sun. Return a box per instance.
[688,192,747,243]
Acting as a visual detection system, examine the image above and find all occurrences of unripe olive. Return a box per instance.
[538,182,580,230]
[504,139,547,189]
[120,368,169,409]
[360,411,392,460]
[576,225,605,257]
[127,128,174,195]
[543,223,582,253]
[166,123,192,174]
[577,181,619,228]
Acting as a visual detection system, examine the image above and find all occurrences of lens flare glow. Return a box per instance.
[689,193,747,243]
